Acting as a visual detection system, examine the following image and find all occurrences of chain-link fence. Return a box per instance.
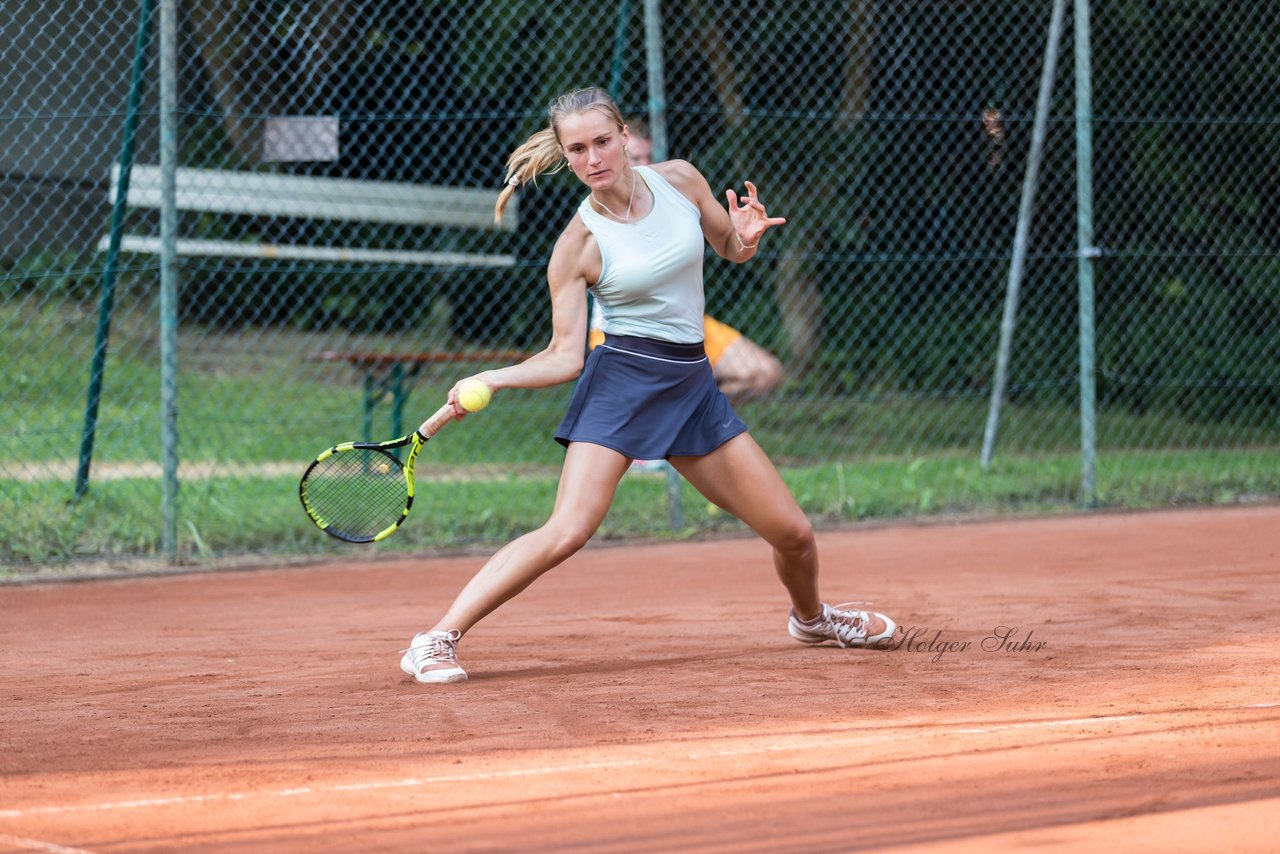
[3,1,1277,570]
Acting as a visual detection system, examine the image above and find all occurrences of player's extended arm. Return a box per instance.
[658,160,786,262]
[443,217,595,415]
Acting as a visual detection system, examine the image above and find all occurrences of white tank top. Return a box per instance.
[579,165,705,344]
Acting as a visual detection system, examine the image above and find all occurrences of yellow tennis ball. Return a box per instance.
[457,379,492,412]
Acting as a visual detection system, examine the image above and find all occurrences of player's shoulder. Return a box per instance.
[650,159,705,187]
[549,213,600,280]
[649,160,713,207]
[554,211,594,247]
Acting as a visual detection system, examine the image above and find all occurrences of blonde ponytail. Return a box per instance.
[495,127,564,223]
[494,87,627,224]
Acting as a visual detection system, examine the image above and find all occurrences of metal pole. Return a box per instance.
[642,0,681,528]
[665,461,683,531]
[981,0,1068,468]
[159,0,180,558]
[643,0,668,160]
[74,0,156,501]
[609,0,630,103]
[1074,0,1099,505]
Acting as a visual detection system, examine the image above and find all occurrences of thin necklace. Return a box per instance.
[591,167,637,222]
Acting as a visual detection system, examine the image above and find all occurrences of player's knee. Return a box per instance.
[771,515,815,558]
[546,520,597,559]
[724,349,784,399]
[757,356,784,394]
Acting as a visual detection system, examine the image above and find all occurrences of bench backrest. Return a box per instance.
[112,164,516,232]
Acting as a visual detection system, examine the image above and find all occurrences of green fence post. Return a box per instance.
[73,0,156,502]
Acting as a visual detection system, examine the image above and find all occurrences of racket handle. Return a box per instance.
[418,401,458,438]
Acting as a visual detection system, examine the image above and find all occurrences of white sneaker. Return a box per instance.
[788,602,896,648]
[400,629,468,683]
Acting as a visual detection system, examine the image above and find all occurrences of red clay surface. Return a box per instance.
[3,506,1279,853]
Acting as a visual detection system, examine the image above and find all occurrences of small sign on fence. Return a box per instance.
[262,115,339,163]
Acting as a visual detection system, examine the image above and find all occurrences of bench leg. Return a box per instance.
[390,362,405,445]
[362,372,375,444]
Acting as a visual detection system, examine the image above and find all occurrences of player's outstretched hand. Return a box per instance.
[725,180,786,248]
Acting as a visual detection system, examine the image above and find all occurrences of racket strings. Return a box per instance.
[302,449,410,540]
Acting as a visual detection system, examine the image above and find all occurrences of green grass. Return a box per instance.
[2,301,1278,570]
[1,300,572,467]
[4,447,1277,569]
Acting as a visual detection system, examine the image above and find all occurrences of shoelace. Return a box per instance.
[825,602,874,647]
[401,630,461,671]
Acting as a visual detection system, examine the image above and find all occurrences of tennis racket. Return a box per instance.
[299,402,456,543]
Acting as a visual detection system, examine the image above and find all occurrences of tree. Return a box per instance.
[184,0,356,161]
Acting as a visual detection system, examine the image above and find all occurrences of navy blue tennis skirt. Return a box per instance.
[555,334,748,459]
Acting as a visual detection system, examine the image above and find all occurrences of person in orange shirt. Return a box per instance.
[588,311,781,403]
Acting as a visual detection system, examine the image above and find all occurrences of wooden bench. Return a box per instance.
[100,164,518,268]
[312,350,533,441]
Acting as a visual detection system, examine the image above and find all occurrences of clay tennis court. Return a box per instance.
[3,505,1279,852]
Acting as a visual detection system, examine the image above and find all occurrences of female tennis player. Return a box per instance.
[401,87,896,683]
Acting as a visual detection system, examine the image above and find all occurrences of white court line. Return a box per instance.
[329,759,653,793]
[0,707,1271,820]
[0,834,97,854]
[680,716,1132,759]
[0,759,653,819]
[953,714,1138,734]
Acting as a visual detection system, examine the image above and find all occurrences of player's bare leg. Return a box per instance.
[671,434,893,645]
[670,434,825,620]
[402,443,628,683]
[432,441,629,635]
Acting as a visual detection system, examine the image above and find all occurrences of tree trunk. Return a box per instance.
[774,242,824,369]
[770,2,876,370]
[183,0,357,162]
[184,0,262,160]
[688,0,745,130]
[837,0,876,131]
